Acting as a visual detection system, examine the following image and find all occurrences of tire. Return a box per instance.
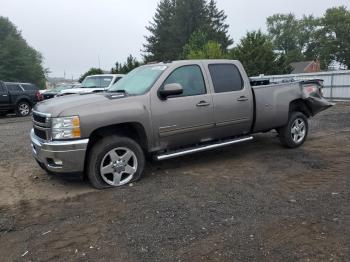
[279,112,308,148]
[86,135,145,189]
[0,111,7,117]
[16,101,31,117]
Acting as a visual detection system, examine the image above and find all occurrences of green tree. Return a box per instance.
[318,6,350,69]
[230,30,291,76]
[143,0,176,62]
[267,14,304,63]
[0,17,46,88]
[79,68,104,83]
[184,31,226,59]
[266,13,320,64]
[186,41,225,59]
[267,7,350,69]
[143,0,232,61]
[171,0,212,59]
[205,0,233,50]
[111,55,141,74]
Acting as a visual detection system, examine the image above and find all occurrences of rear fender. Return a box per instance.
[301,80,334,116]
[304,97,334,116]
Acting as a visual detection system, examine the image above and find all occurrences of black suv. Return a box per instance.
[0,81,43,117]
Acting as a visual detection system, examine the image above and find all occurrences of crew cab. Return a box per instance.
[0,81,43,117]
[30,60,333,189]
[57,74,124,96]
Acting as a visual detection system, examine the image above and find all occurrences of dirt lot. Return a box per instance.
[0,103,349,261]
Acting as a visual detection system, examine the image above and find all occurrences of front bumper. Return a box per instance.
[30,129,89,174]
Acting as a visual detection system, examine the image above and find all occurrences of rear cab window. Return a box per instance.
[208,64,243,93]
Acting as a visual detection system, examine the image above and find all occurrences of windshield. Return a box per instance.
[109,65,167,95]
[82,76,113,88]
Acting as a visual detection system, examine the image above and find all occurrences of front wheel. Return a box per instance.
[16,101,31,117]
[86,135,145,189]
[279,112,309,148]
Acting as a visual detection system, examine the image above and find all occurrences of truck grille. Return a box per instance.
[33,113,46,124]
[34,128,47,140]
[32,111,51,141]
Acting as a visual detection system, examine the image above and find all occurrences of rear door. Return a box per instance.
[207,63,253,138]
[20,83,37,101]
[0,83,10,110]
[151,64,215,149]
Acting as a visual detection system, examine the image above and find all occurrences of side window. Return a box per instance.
[21,84,37,91]
[209,64,243,93]
[6,84,23,92]
[163,65,206,97]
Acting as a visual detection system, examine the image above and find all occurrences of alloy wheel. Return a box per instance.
[100,147,138,186]
[19,103,30,116]
[291,118,306,144]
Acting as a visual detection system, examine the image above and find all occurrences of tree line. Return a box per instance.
[1,1,349,86]
[0,17,46,88]
[102,2,350,78]
[141,1,350,76]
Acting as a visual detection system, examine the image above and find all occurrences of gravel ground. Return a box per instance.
[0,103,349,261]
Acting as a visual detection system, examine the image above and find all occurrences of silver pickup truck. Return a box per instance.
[30,60,333,189]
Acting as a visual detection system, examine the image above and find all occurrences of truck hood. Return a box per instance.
[34,93,125,117]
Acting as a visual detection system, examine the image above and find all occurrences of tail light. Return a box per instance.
[36,90,43,101]
[304,85,318,95]
[303,83,324,98]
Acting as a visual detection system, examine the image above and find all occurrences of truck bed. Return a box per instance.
[251,80,333,133]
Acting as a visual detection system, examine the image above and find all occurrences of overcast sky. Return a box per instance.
[1,0,349,78]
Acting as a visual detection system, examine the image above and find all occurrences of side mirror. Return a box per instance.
[159,83,183,99]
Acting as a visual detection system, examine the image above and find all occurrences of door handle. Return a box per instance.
[196,101,210,107]
[2,94,8,97]
[237,96,248,102]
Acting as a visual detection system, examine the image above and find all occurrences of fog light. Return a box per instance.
[53,159,63,166]
[47,158,63,167]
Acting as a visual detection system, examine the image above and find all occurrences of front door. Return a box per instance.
[0,83,10,110]
[151,64,215,149]
[208,63,254,138]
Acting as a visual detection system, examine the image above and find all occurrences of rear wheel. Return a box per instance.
[279,112,308,148]
[87,135,145,189]
[16,101,31,117]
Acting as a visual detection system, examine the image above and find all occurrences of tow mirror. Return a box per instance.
[159,83,183,99]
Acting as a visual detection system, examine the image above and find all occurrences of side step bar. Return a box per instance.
[156,136,253,161]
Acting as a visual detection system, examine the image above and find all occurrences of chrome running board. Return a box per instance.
[156,136,253,161]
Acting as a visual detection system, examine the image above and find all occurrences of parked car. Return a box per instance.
[42,84,76,99]
[30,60,333,189]
[0,81,43,117]
[57,74,124,96]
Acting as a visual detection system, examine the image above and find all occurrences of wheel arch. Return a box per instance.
[289,99,312,118]
[86,122,149,155]
[16,97,32,106]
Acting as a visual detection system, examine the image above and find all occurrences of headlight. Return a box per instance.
[51,116,81,140]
